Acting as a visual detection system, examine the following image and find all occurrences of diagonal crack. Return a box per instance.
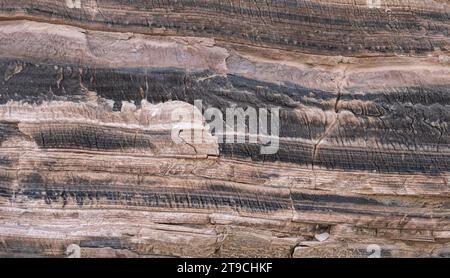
[311,66,349,171]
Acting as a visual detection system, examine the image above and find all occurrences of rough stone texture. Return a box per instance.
[0,1,449,258]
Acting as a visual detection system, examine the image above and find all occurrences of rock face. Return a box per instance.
[0,1,449,258]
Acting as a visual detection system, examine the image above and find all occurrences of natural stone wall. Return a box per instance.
[0,1,448,257]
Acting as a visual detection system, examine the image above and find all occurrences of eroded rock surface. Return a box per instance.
[0,1,449,258]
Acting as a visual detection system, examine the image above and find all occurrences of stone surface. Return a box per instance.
[0,1,448,258]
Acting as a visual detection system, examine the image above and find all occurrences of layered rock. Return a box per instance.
[0,1,449,257]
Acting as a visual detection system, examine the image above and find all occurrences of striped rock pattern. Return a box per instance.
[0,1,449,257]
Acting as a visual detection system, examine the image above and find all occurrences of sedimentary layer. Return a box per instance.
[0,1,449,258]
[0,0,448,56]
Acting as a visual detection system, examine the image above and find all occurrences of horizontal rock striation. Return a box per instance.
[0,0,449,56]
[0,1,449,257]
